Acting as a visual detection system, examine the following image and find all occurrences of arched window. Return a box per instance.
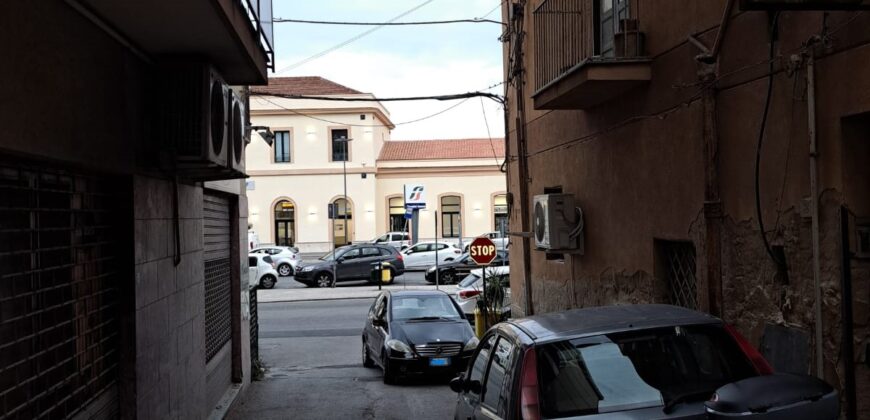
[441,195,461,238]
[493,194,508,237]
[331,198,353,246]
[274,200,296,246]
[388,196,405,232]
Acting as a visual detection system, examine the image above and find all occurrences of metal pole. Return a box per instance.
[840,206,857,420]
[807,56,824,379]
[481,265,488,328]
[435,210,440,290]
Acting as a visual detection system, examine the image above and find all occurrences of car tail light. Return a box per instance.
[396,252,404,261]
[519,347,540,420]
[458,290,480,300]
[725,324,773,375]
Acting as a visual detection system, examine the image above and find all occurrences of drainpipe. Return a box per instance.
[806,55,824,379]
[839,206,857,420]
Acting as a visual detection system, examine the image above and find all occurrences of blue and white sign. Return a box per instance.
[404,184,426,209]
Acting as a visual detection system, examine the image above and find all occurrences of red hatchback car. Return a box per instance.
[450,304,838,420]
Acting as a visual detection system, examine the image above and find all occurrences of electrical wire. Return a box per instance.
[479,96,503,169]
[275,0,436,74]
[754,12,785,269]
[259,96,471,128]
[262,91,505,104]
[273,18,503,25]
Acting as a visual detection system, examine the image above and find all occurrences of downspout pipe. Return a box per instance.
[806,55,824,379]
[839,206,857,419]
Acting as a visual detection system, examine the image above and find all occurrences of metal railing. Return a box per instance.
[239,0,275,70]
[533,0,592,91]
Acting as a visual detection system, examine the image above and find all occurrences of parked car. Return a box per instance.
[401,241,462,270]
[251,246,300,277]
[294,244,405,288]
[425,250,508,284]
[462,232,508,253]
[248,254,279,289]
[450,304,839,420]
[362,290,479,384]
[452,266,511,323]
[370,232,411,250]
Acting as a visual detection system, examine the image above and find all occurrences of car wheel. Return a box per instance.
[278,263,293,277]
[259,275,276,289]
[362,338,375,368]
[315,272,333,288]
[441,270,456,285]
[382,356,398,385]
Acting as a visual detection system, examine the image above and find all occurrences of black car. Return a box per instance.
[424,250,508,284]
[294,244,405,288]
[362,290,479,384]
[451,304,839,419]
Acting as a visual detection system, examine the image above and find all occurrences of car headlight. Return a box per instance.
[301,266,315,272]
[463,337,480,352]
[386,339,414,358]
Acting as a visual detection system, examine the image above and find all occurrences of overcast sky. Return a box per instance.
[270,0,505,140]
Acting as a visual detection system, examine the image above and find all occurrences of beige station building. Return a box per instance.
[246,77,507,253]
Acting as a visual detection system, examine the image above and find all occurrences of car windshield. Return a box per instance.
[391,295,463,321]
[458,273,480,288]
[537,325,757,417]
[319,247,349,261]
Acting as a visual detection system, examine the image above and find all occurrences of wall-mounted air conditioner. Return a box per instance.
[227,89,247,176]
[534,193,584,253]
[154,62,231,179]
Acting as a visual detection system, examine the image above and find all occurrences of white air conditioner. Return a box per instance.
[534,193,583,252]
[155,62,230,179]
[227,89,247,176]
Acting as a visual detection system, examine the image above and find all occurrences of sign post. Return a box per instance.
[468,237,498,330]
[403,184,426,245]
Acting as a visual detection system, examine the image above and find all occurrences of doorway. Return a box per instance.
[331,198,353,246]
[274,200,295,246]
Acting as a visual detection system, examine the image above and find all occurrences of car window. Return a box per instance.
[249,256,258,266]
[537,326,756,417]
[410,244,429,253]
[263,255,273,264]
[362,247,380,257]
[390,295,463,321]
[435,243,449,250]
[482,337,516,413]
[468,335,497,395]
[371,294,385,317]
[341,248,361,260]
[378,247,393,257]
[458,273,481,288]
[390,234,402,241]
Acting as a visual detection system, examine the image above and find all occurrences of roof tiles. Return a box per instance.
[251,76,362,96]
[379,139,505,161]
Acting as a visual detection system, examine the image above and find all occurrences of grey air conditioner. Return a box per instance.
[154,62,230,179]
[227,89,247,176]
[534,193,583,252]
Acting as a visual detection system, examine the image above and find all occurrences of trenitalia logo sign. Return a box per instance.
[404,184,426,209]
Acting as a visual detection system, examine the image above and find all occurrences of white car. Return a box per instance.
[249,254,279,289]
[452,266,511,320]
[462,232,509,253]
[400,241,462,269]
[250,246,300,277]
[370,232,410,250]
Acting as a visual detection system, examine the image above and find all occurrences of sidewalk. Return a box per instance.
[257,283,461,303]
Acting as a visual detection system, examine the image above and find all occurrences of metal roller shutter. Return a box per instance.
[203,193,232,361]
[0,158,124,420]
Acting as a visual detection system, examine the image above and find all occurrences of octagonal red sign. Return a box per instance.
[468,237,498,265]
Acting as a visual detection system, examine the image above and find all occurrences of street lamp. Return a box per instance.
[332,135,352,288]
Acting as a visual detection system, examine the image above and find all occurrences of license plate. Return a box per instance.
[429,357,451,367]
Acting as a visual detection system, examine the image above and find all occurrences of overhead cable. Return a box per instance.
[274,18,503,26]
[275,0,436,74]
[259,97,472,128]
[262,91,505,104]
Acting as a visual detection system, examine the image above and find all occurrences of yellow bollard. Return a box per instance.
[381,263,392,284]
[474,307,486,338]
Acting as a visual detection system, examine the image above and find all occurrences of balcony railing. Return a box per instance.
[240,0,275,71]
[533,0,593,92]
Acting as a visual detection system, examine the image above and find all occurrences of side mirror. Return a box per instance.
[705,374,838,419]
[449,374,466,393]
[372,318,386,327]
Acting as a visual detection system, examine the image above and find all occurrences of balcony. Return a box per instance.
[75,0,274,84]
[532,0,651,110]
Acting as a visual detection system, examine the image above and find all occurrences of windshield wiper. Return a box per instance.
[407,316,451,321]
[662,389,714,414]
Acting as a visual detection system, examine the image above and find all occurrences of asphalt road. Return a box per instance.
[227,299,459,420]
[271,269,430,290]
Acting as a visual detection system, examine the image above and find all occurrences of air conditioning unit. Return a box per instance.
[534,194,583,252]
[154,62,231,179]
[226,89,247,176]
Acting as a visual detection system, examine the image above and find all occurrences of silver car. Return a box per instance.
[251,246,300,277]
[370,232,410,250]
[452,266,510,321]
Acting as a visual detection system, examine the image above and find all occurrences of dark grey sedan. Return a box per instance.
[450,304,838,419]
[293,243,405,287]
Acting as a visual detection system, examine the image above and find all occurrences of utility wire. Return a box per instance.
[275,0,435,74]
[274,18,503,25]
[480,1,506,19]
[479,96,503,169]
[261,91,505,103]
[259,96,472,128]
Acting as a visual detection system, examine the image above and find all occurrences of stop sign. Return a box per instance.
[468,237,498,265]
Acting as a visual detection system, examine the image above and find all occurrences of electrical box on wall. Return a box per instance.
[533,193,584,253]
